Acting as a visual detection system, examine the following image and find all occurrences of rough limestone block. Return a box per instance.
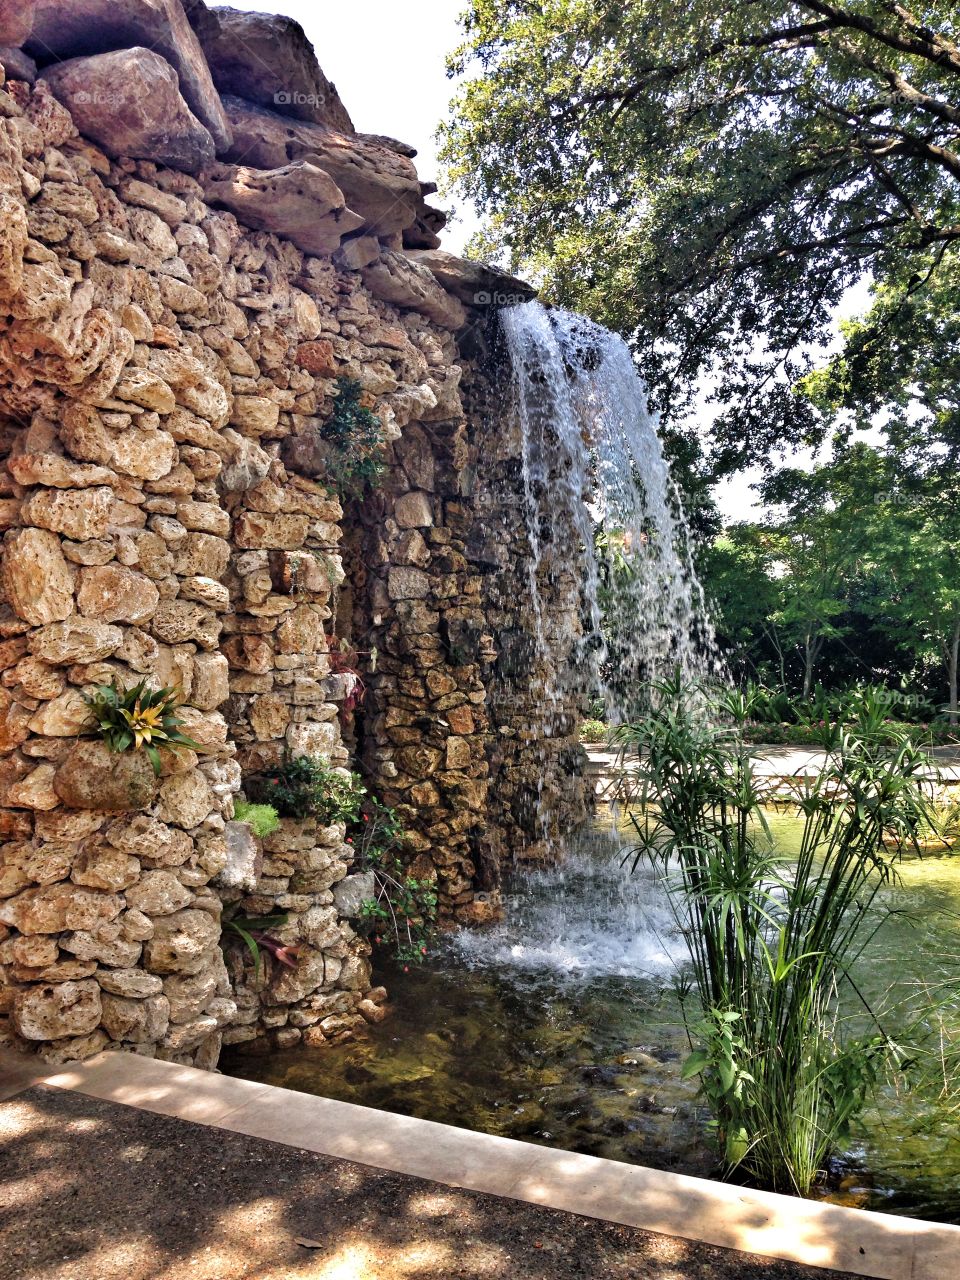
[394,490,434,529]
[41,49,215,174]
[14,978,102,1040]
[53,740,158,813]
[362,252,466,330]
[2,528,75,625]
[143,908,220,975]
[204,162,363,258]
[26,0,232,151]
[77,564,159,624]
[0,882,123,934]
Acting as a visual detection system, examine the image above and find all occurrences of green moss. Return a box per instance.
[232,800,281,839]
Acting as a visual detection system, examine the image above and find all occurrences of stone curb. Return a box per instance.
[3,1047,958,1278]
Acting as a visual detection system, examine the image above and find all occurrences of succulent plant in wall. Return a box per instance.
[81,679,204,776]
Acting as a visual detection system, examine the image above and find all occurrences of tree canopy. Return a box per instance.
[441,1,960,474]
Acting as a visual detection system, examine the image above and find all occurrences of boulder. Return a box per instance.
[14,979,101,1041]
[41,48,215,174]
[0,46,38,84]
[2,528,75,626]
[0,1,35,47]
[406,249,537,307]
[361,252,466,330]
[204,161,363,258]
[143,907,220,975]
[332,871,375,918]
[53,739,158,813]
[214,820,261,893]
[222,97,421,237]
[187,4,353,133]
[24,0,232,152]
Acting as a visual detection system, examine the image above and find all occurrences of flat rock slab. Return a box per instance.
[0,1084,859,1280]
[221,95,422,237]
[204,160,364,257]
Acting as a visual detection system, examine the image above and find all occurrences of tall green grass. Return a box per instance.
[616,678,935,1194]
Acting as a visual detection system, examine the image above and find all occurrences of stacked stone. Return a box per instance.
[0,3,570,1065]
[0,78,239,1065]
[459,329,591,865]
[352,409,496,924]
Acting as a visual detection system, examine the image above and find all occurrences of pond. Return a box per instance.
[222,808,960,1223]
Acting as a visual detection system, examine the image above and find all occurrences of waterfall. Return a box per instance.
[500,302,716,723]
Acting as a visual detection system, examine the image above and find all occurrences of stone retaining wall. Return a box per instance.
[0,2,590,1066]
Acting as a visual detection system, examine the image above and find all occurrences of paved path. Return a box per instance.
[2,1048,958,1280]
[585,744,960,782]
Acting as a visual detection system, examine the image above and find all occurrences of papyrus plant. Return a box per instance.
[616,677,934,1194]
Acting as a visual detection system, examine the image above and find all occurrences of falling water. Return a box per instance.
[500,302,716,723]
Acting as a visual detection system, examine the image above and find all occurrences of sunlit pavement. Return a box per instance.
[3,1048,958,1280]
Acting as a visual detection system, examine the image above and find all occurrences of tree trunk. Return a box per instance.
[802,628,819,700]
[950,620,960,727]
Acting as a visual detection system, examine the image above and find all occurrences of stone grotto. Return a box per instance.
[0,1,591,1067]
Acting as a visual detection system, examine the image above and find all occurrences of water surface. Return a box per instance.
[223,810,960,1221]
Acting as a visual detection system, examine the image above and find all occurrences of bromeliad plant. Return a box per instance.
[616,674,935,1195]
[82,679,204,776]
[223,913,300,985]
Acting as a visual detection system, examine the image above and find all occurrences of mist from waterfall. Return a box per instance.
[500,301,717,724]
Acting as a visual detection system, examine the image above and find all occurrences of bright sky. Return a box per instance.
[226,0,480,253]
[228,0,875,526]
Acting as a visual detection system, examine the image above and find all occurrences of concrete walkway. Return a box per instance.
[2,1048,958,1279]
[585,743,960,783]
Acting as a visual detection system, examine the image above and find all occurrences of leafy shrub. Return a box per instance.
[232,799,280,839]
[349,799,437,966]
[318,376,386,495]
[579,718,609,742]
[617,675,933,1194]
[82,679,202,775]
[245,756,365,824]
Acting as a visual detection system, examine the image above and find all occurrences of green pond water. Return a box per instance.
[222,809,960,1222]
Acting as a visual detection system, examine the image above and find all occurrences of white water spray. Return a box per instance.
[500,302,716,723]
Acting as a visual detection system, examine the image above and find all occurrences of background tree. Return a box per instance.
[442,0,960,475]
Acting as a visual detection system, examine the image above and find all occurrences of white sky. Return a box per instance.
[227,0,875,526]
[226,0,481,253]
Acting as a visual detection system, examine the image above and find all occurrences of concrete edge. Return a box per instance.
[2,1047,957,1280]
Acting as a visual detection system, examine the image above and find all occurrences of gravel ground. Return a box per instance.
[0,1085,859,1280]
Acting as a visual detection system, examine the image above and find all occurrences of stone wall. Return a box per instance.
[459,324,591,866]
[0,1,590,1066]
